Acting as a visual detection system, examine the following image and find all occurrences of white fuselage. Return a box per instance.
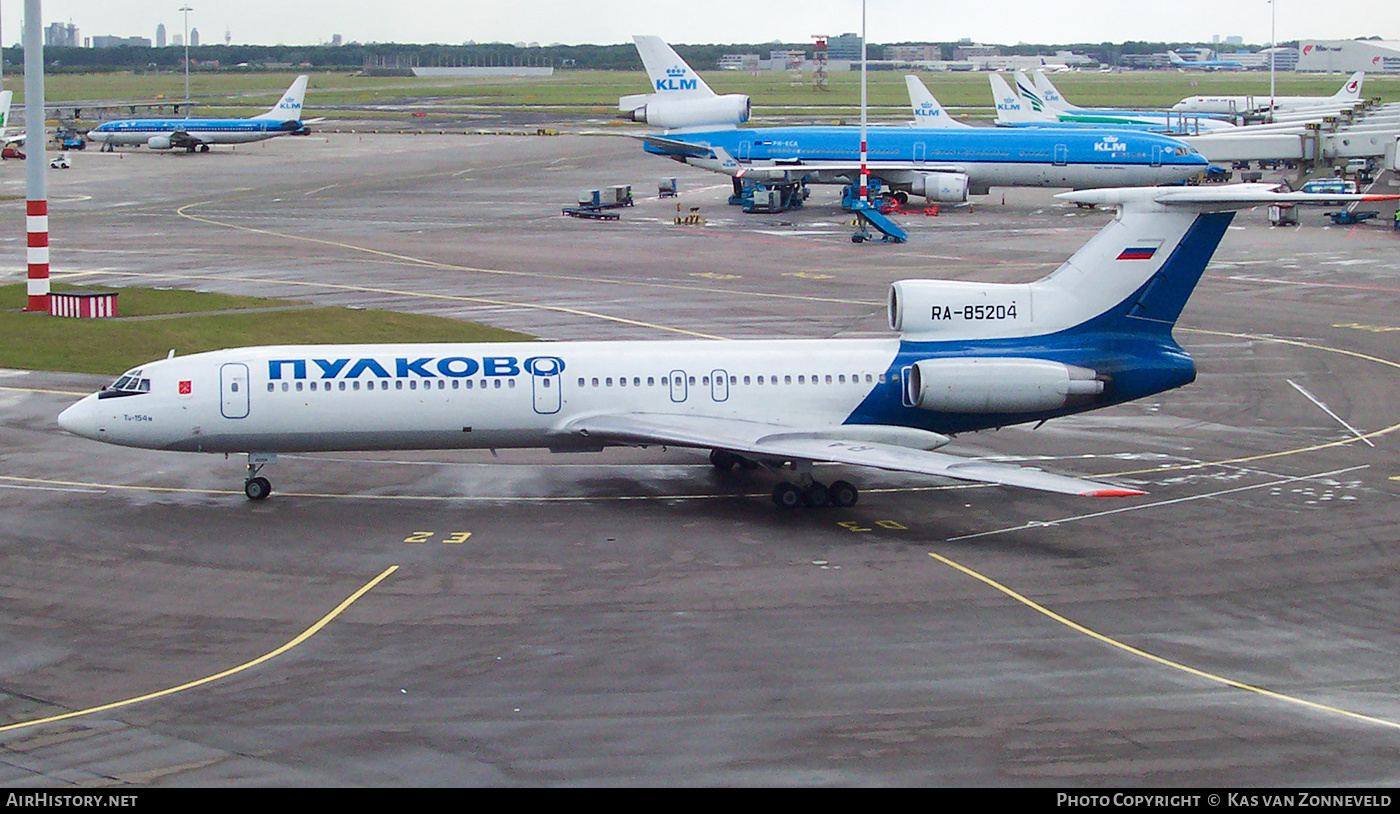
[58,339,905,454]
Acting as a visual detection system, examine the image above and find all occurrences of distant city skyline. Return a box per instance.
[8,1,1400,49]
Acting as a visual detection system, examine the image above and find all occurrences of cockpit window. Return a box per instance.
[98,371,152,399]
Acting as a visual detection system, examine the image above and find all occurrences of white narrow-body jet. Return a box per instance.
[57,185,1397,505]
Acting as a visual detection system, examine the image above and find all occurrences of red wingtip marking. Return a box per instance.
[1082,488,1146,498]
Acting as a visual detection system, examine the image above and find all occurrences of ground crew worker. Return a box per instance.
[1394,207,1400,232]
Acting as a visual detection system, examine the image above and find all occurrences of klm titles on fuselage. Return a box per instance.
[267,355,566,380]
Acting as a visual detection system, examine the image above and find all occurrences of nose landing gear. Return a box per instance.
[244,452,277,501]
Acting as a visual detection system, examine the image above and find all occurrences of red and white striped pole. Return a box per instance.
[858,0,868,205]
[26,200,48,312]
[23,0,48,313]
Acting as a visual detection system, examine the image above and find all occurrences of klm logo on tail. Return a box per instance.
[656,65,698,92]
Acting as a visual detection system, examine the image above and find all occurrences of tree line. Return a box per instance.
[2,40,1286,74]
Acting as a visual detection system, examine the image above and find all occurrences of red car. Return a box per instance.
[1,145,24,160]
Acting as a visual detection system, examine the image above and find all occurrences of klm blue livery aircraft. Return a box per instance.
[88,76,310,153]
[642,124,1207,200]
[624,38,1206,201]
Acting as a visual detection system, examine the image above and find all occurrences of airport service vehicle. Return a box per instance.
[55,128,85,150]
[86,76,311,153]
[57,185,1397,506]
[623,37,1206,202]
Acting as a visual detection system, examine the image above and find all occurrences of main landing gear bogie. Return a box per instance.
[772,479,859,509]
[711,448,860,510]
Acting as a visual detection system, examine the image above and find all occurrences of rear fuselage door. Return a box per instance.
[529,356,562,415]
[670,369,688,403]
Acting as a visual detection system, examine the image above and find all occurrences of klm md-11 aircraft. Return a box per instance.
[57,185,1394,506]
[87,75,310,153]
[644,122,1208,200]
[624,37,1207,201]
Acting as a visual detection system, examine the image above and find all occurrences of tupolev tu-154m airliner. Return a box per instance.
[57,185,1396,506]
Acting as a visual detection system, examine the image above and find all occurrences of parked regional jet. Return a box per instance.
[58,185,1394,506]
[1172,72,1365,116]
[1014,70,1236,134]
[906,75,973,129]
[625,37,1205,201]
[86,75,311,153]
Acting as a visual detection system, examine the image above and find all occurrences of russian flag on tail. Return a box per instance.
[1117,246,1158,261]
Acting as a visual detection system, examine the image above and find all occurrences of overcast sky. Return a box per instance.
[12,1,1400,48]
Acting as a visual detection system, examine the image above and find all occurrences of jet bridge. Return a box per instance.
[1185,103,1400,175]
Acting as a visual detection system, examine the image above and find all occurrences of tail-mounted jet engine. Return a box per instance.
[904,357,1104,414]
[619,94,751,130]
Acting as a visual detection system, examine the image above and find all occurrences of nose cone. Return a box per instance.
[57,395,104,441]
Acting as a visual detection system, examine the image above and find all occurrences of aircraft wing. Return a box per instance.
[638,133,720,158]
[745,160,968,174]
[561,413,1144,497]
[727,159,970,184]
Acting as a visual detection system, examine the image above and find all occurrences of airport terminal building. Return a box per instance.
[1296,40,1400,73]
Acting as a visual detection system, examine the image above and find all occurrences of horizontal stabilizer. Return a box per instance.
[1057,184,1400,212]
